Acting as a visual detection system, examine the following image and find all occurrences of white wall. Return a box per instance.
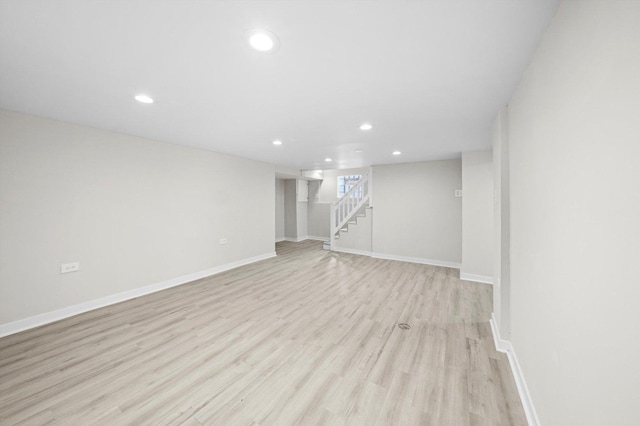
[283,180,297,239]
[307,203,330,239]
[372,160,462,265]
[296,200,308,240]
[493,107,511,338]
[275,179,285,241]
[0,110,275,326]
[507,1,640,424]
[282,179,308,241]
[461,150,493,281]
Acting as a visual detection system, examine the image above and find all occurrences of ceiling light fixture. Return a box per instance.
[360,123,373,131]
[246,28,280,53]
[325,158,332,162]
[354,149,363,153]
[134,94,154,104]
[272,140,282,146]
[392,151,402,156]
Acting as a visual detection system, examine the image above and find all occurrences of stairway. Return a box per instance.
[327,204,372,253]
[328,173,371,251]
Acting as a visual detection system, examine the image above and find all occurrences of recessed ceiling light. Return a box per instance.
[272,140,282,146]
[392,151,402,156]
[354,149,363,153]
[246,28,280,53]
[250,34,273,51]
[360,123,373,131]
[134,94,154,104]
[325,158,332,162]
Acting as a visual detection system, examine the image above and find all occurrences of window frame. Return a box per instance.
[337,175,362,198]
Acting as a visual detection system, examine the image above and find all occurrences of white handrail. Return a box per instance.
[330,173,370,247]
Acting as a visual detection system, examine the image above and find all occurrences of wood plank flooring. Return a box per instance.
[0,241,526,425]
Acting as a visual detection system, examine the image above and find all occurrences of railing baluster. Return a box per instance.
[331,173,370,239]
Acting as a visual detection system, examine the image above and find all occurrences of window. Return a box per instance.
[337,175,361,198]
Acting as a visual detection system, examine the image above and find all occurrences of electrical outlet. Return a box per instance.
[219,238,228,245]
[455,189,463,198]
[60,262,80,274]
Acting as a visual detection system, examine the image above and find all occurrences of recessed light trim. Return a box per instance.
[392,151,402,156]
[354,149,363,153]
[272,140,283,146]
[360,123,373,131]
[134,94,154,104]
[245,28,280,53]
[324,158,332,162]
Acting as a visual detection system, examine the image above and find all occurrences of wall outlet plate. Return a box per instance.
[219,238,228,245]
[455,189,463,198]
[61,262,80,274]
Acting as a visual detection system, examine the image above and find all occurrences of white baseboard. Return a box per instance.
[332,249,461,269]
[306,235,329,242]
[489,313,512,353]
[275,237,285,243]
[284,237,307,242]
[460,272,494,284]
[371,252,461,269]
[490,313,540,426]
[332,246,372,256]
[283,236,329,243]
[0,252,276,338]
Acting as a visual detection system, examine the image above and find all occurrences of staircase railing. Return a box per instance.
[330,173,370,247]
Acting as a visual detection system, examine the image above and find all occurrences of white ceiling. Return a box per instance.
[0,0,558,171]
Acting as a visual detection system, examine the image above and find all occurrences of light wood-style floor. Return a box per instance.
[0,241,526,425]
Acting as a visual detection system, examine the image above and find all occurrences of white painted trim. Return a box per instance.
[490,313,511,352]
[490,313,540,426]
[368,166,374,207]
[371,252,461,269]
[275,237,286,243]
[460,272,494,284]
[306,235,329,242]
[284,236,328,243]
[329,248,460,269]
[332,247,372,256]
[329,248,460,270]
[0,252,276,338]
